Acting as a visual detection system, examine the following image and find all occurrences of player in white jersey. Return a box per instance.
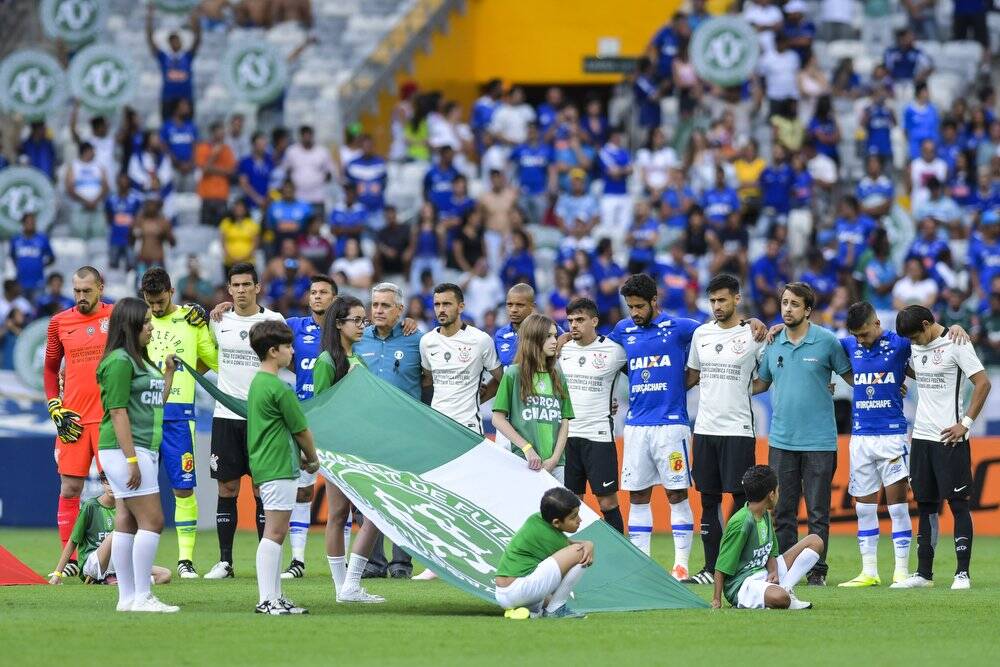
[893,306,991,590]
[420,283,502,435]
[558,298,627,533]
[685,274,766,584]
[205,262,286,580]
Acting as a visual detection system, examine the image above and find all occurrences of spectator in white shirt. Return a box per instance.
[909,139,949,213]
[489,86,535,146]
[893,257,939,309]
[282,124,335,211]
[757,33,801,111]
[635,127,679,197]
[743,0,784,53]
[461,257,505,326]
[819,0,857,41]
[331,237,375,290]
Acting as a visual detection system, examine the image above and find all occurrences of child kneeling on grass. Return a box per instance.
[494,487,594,619]
[713,464,824,610]
[49,473,171,586]
[247,320,320,616]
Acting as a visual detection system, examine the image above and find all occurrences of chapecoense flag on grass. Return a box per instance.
[191,366,708,612]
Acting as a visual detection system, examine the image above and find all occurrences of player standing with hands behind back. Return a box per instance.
[246,320,320,615]
[96,297,178,612]
[893,306,991,590]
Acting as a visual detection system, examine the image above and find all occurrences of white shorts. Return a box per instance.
[98,448,159,498]
[848,434,909,497]
[297,468,317,487]
[495,556,563,609]
[735,556,789,609]
[259,479,297,511]
[83,550,112,580]
[621,424,692,491]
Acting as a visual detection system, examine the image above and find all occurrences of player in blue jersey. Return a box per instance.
[494,283,536,368]
[282,276,336,578]
[837,302,968,588]
[609,274,765,578]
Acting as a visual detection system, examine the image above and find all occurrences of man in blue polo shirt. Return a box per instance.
[355,282,423,578]
[147,4,201,119]
[345,135,388,231]
[754,282,853,586]
[883,28,932,84]
[10,213,54,301]
[237,132,274,212]
[423,146,460,211]
[511,123,554,225]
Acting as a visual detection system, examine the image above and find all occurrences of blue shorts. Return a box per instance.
[161,419,197,490]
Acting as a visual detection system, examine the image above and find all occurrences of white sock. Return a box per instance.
[780,548,820,589]
[256,538,281,604]
[111,531,135,606]
[627,503,653,556]
[888,502,912,574]
[132,529,160,598]
[344,554,368,590]
[670,498,694,570]
[344,511,353,551]
[289,502,310,563]
[545,564,586,613]
[327,555,346,593]
[856,502,879,576]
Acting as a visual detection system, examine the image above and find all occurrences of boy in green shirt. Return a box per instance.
[48,473,171,586]
[494,487,594,619]
[713,465,824,610]
[247,320,320,616]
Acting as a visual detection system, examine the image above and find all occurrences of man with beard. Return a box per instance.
[44,267,114,577]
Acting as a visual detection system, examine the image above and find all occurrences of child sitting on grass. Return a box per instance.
[48,473,171,586]
[713,465,824,610]
[494,487,594,619]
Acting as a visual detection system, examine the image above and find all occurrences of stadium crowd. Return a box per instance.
[3,1,1000,371]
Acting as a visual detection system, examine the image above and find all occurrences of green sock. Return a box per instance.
[175,494,198,562]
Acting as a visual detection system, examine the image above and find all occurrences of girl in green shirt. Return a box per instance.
[315,296,384,603]
[492,314,574,482]
[95,297,178,613]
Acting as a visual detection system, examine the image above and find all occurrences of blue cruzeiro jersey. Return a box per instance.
[288,316,322,400]
[841,331,911,436]
[494,322,564,367]
[610,313,698,427]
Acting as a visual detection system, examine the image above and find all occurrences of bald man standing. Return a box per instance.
[493,283,537,368]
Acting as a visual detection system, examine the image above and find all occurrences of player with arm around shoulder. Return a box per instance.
[713,465,824,610]
[246,320,320,615]
[495,487,594,620]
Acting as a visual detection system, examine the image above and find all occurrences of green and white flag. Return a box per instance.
[220,42,288,106]
[691,17,760,88]
[40,0,108,45]
[13,318,50,393]
[193,367,707,612]
[0,167,57,239]
[0,51,69,120]
[69,44,137,112]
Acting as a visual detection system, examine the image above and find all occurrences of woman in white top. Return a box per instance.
[126,131,175,220]
[797,52,831,124]
[331,238,374,290]
[635,127,678,196]
[65,142,109,240]
[892,258,939,310]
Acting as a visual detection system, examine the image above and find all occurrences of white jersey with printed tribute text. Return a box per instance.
[559,336,626,442]
[210,307,285,420]
[909,333,985,442]
[420,324,500,433]
[687,321,765,437]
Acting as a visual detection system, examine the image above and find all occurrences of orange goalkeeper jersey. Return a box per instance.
[44,303,114,425]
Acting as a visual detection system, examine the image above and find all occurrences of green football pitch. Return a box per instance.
[1,529,996,666]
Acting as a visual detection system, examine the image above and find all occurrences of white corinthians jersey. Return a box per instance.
[687,321,765,437]
[210,307,285,420]
[559,336,627,441]
[420,324,500,432]
[909,333,984,442]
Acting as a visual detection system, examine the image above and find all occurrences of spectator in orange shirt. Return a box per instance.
[195,121,236,227]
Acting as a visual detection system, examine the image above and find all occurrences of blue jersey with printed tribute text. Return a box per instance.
[288,316,322,400]
[841,331,910,436]
[609,313,698,427]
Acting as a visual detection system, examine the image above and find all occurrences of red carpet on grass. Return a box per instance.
[0,545,46,585]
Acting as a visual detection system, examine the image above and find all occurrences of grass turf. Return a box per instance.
[1,529,996,666]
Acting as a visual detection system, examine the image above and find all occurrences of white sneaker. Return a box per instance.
[336,586,386,604]
[411,569,437,581]
[177,560,199,579]
[203,561,234,579]
[890,574,934,589]
[131,593,180,613]
[116,599,133,612]
[786,590,812,610]
[951,572,971,590]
